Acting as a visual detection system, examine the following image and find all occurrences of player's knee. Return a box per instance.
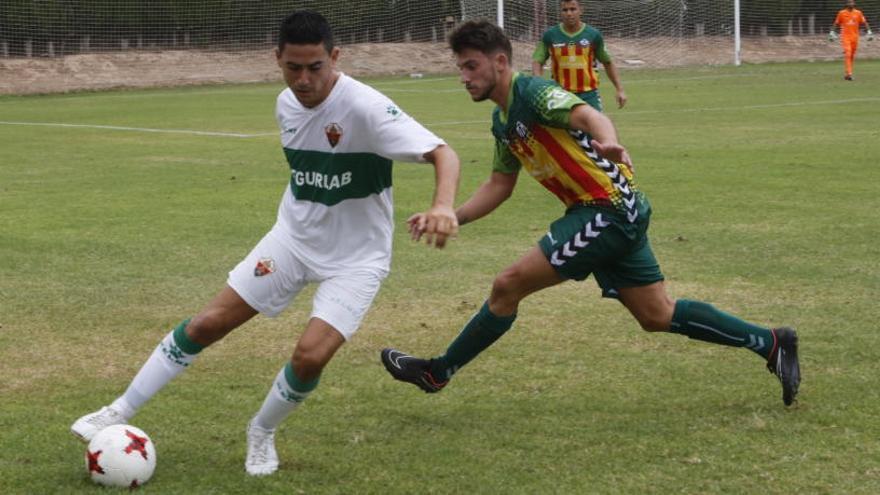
[635,306,674,332]
[637,316,669,333]
[186,312,229,347]
[291,345,330,378]
[489,269,525,306]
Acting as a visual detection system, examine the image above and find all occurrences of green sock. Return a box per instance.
[284,361,320,394]
[172,318,204,355]
[670,299,774,359]
[430,301,516,380]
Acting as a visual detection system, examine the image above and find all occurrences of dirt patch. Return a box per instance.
[1,37,876,95]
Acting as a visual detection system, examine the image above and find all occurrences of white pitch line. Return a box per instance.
[426,119,488,126]
[427,98,880,125]
[380,88,463,93]
[4,96,876,138]
[370,76,458,88]
[0,121,276,138]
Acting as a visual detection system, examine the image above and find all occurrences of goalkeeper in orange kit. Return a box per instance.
[829,0,873,80]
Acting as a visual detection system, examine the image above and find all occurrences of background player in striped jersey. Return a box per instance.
[829,0,873,81]
[382,20,800,408]
[532,0,627,111]
[71,10,460,476]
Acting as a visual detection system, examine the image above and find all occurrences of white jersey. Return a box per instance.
[272,73,444,274]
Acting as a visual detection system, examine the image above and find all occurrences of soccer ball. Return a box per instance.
[85,424,157,488]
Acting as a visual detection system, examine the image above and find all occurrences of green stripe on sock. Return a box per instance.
[284,362,320,393]
[172,318,204,355]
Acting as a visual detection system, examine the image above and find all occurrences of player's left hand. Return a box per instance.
[616,90,627,109]
[867,30,875,41]
[590,139,633,172]
[407,205,459,249]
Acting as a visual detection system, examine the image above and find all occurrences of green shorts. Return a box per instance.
[575,90,603,112]
[538,199,664,298]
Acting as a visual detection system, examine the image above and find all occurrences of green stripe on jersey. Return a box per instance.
[283,148,392,207]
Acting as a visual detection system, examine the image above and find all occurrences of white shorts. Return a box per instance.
[227,230,385,340]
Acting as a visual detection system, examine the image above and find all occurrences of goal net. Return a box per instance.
[489,0,880,68]
[1,1,878,94]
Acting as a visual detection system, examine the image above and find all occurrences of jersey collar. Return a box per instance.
[497,71,522,124]
[560,22,586,37]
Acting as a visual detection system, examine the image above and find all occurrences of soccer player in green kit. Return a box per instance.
[381,20,800,407]
[532,0,627,111]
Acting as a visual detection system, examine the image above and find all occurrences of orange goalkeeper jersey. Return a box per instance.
[835,8,867,40]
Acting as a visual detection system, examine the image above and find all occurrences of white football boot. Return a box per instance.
[245,419,279,476]
[70,406,128,442]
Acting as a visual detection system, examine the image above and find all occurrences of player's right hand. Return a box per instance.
[591,139,634,172]
[407,206,459,249]
[828,31,838,42]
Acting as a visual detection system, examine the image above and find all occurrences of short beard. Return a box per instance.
[469,73,496,102]
[471,88,492,102]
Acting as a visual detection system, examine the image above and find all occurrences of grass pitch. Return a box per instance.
[2,60,880,493]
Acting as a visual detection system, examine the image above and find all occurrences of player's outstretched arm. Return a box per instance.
[410,170,515,242]
[602,61,627,109]
[531,41,549,78]
[454,171,518,227]
[569,104,633,169]
[409,144,460,249]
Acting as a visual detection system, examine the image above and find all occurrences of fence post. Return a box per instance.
[808,14,815,35]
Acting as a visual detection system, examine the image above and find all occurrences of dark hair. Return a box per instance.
[277,10,335,53]
[448,20,512,61]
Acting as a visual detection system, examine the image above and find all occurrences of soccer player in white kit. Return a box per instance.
[71,10,460,476]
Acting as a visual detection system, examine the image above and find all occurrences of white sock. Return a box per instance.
[252,366,313,430]
[112,328,200,418]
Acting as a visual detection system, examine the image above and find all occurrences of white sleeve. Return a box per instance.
[366,98,445,163]
[275,90,288,143]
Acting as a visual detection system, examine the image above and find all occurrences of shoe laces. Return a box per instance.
[247,424,275,464]
[87,406,125,428]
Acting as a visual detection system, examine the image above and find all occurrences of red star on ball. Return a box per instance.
[87,449,105,474]
[124,429,150,460]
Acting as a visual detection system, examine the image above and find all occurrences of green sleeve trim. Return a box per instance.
[591,28,612,64]
[532,40,549,63]
[531,81,585,127]
[596,44,612,64]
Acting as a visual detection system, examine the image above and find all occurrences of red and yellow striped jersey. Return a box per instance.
[533,23,611,94]
[492,73,640,217]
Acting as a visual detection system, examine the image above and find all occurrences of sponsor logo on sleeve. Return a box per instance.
[386,104,402,119]
[254,257,276,277]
